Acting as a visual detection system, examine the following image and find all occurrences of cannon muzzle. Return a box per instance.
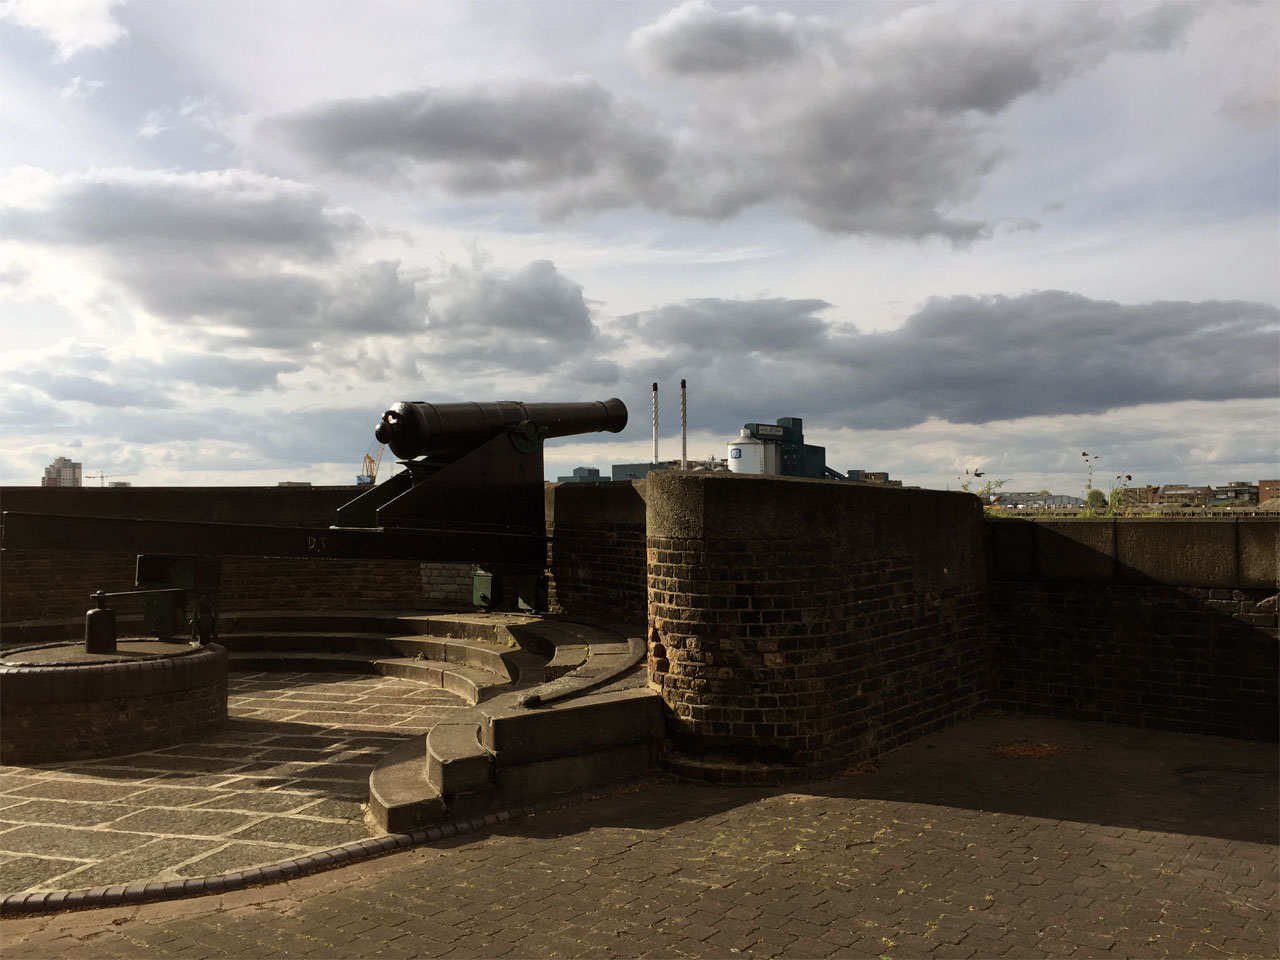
[374,398,628,460]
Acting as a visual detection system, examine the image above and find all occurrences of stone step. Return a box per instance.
[366,684,663,832]
[366,737,446,833]
[225,651,514,704]
[216,631,397,656]
[219,611,541,644]
[483,686,665,765]
[217,629,546,686]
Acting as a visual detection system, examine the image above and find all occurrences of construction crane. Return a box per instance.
[88,472,138,487]
[356,444,384,486]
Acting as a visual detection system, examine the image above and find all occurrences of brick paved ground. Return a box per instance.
[0,671,469,893]
[2,715,1275,959]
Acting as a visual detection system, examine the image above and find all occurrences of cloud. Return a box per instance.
[0,167,364,259]
[264,79,672,216]
[15,370,174,409]
[413,256,603,374]
[0,0,126,59]
[0,167,428,352]
[616,291,1280,431]
[627,296,833,352]
[7,343,303,407]
[260,3,1198,241]
[629,1,811,75]
[58,76,106,101]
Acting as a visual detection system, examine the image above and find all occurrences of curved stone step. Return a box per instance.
[367,736,445,833]
[386,635,544,684]
[216,631,396,656]
[220,611,542,644]
[367,681,663,832]
[225,651,514,704]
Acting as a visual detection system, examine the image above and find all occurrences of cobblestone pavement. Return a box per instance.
[0,671,469,894]
[2,715,1276,959]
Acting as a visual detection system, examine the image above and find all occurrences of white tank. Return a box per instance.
[727,430,780,474]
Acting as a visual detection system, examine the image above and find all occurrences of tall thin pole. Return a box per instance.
[651,382,659,464]
[680,379,687,470]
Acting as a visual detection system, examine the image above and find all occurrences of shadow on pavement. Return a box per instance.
[474,714,1279,847]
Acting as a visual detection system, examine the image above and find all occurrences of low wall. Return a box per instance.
[988,519,1279,740]
[545,480,646,622]
[0,487,473,634]
[1,643,228,763]
[647,472,989,777]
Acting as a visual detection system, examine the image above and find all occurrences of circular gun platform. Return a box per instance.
[0,641,228,765]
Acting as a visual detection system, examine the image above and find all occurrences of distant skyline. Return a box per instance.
[1,0,1277,494]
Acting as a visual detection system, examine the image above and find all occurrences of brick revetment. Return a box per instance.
[646,471,989,777]
[988,518,1279,741]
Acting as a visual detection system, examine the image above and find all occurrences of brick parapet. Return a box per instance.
[987,517,1279,741]
[647,472,989,776]
[545,480,646,621]
[990,581,1278,740]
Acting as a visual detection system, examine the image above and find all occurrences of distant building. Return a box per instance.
[1212,481,1257,503]
[846,470,901,486]
[277,481,312,487]
[1154,484,1213,505]
[1121,485,1160,506]
[556,467,603,483]
[41,456,82,487]
[107,481,132,488]
[990,492,1085,510]
[612,462,670,481]
[1260,480,1280,504]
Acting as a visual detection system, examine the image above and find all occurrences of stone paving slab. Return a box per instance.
[1,714,1276,958]
[0,671,469,895]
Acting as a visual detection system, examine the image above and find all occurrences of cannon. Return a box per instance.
[4,397,629,618]
[375,399,627,461]
[339,398,627,610]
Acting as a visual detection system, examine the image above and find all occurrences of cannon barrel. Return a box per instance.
[374,398,628,460]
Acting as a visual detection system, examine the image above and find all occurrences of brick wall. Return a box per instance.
[1,644,228,763]
[545,480,647,622]
[988,518,1279,741]
[0,486,473,637]
[647,472,989,777]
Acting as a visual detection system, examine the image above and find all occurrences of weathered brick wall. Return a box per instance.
[988,518,1279,741]
[0,487,472,638]
[545,480,646,622]
[1,644,228,763]
[647,472,989,777]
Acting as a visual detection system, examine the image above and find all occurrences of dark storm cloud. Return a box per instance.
[629,1,809,75]
[618,291,1280,431]
[261,3,1198,241]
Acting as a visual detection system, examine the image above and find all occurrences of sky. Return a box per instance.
[0,0,1277,497]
